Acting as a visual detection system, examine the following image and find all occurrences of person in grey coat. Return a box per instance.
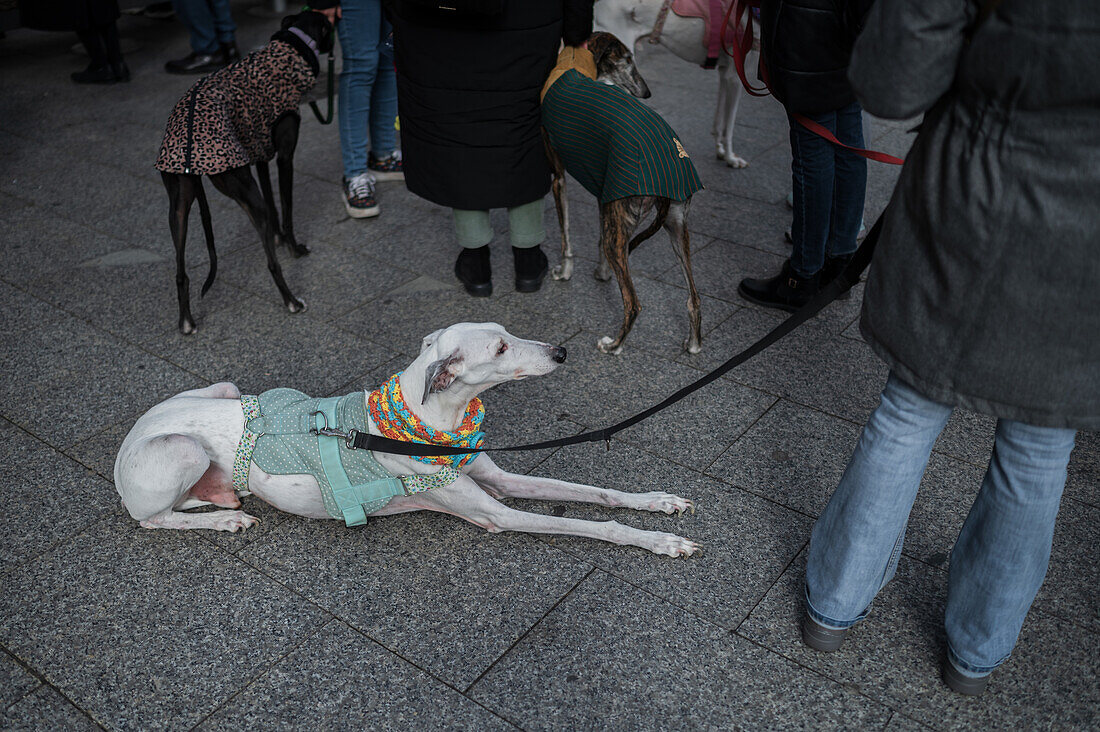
[800,0,1099,696]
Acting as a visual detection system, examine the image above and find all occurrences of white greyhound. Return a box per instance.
[114,323,701,557]
[595,0,756,168]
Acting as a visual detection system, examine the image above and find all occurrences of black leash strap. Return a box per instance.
[350,215,883,457]
[308,54,336,125]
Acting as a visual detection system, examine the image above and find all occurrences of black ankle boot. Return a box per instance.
[111,60,131,82]
[821,254,854,299]
[738,259,820,312]
[513,245,548,293]
[71,64,118,84]
[455,246,492,297]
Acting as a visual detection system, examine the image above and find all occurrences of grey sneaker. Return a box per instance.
[343,173,379,218]
[943,661,991,696]
[801,613,849,652]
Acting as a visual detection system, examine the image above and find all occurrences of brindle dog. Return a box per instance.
[544,33,702,355]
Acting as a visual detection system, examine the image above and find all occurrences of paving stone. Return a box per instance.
[932,408,998,468]
[469,571,893,730]
[668,235,784,303]
[0,281,202,449]
[198,621,511,731]
[146,293,392,397]
[237,512,591,690]
[0,651,40,709]
[884,712,929,731]
[1034,500,1100,632]
[1066,430,1099,508]
[477,383,579,476]
[706,399,861,516]
[0,686,100,732]
[738,552,1100,731]
[0,520,329,731]
[0,419,117,569]
[521,441,811,629]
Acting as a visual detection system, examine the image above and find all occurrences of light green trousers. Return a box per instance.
[452,198,546,249]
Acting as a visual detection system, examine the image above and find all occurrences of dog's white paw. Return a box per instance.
[597,336,623,355]
[636,492,694,515]
[552,259,574,281]
[213,511,260,533]
[724,153,749,169]
[287,297,307,314]
[684,337,702,355]
[593,263,613,282]
[648,533,701,558]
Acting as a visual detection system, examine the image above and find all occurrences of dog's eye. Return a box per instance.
[496,342,508,356]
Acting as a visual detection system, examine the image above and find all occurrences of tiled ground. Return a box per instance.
[1,4,1097,730]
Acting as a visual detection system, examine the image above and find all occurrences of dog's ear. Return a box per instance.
[280,14,297,31]
[423,351,463,404]
[420,328,445,354]
[586,32,615,70]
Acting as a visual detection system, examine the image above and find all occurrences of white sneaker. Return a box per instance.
[343,173,380,218]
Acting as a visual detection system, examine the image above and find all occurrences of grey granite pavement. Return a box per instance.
[1,3,1096,730]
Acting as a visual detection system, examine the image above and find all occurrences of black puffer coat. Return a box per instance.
[759,0,873,115]
[18,0,118,32]
[388,0,593,210]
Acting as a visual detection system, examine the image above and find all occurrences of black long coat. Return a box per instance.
[851,0,1100,429]
[388,0,592,210]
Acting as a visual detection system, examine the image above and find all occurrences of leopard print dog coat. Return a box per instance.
[155,32,318,176]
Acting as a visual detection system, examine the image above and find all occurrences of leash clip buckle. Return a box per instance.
[310,410,354,444]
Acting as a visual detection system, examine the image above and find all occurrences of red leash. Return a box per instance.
[721,0,904,165]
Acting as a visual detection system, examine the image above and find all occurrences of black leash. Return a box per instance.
[308,53,335,125]
[344,215,882,457]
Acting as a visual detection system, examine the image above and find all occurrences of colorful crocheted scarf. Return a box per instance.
[367,372,485,469]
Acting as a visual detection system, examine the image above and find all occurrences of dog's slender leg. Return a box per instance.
[116,433,259,532]
[255,160,282,251]
[593,203,613,282]
[409,475,699,557]
[718,57,748,168]
[209,167,306,313]
[273,114,308,256]
[163,172,199,334]
[597,199,642,355]
[467,455,694,514]
[714,57,730,161]
[545,133,574,281]
[664,199,702,353]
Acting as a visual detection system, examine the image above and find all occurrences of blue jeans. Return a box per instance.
[806,373,1075,676]
[788,101,867,278]
[337,0,398,179]
[171,0,236,55]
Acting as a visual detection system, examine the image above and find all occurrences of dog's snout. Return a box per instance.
[551,346,567,363]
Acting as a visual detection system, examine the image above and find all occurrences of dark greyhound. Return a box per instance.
[154,11,335,334]
[542,33,705,355]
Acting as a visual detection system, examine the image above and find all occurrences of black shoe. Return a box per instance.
[513,245,548,293]
[821,254,854,300]
[455,246,492,297]
[738,259,820,312]
[220,42,240,66]
[111,60,131,82]
[71,64,118,84]
[165,51,223,75]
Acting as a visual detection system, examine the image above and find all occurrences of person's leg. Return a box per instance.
[509,199,548,292]
[75,28,108,68]
[338,0,381,180]
[367,9,400,166]
[453,209,494,297]
[789,110,837,278]
[171,0,218,55]
[805,373,953,637]
[207,0,237,46]
[825,101,867,261]
[944,419,1075,688]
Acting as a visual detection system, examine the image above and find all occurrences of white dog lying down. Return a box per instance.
[114,323,700,557]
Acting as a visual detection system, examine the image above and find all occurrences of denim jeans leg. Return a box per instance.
[171,0,217,54]
[789,110,836,277]
[944,419,1075,677]
[368,16,399,157]
[208,0,236,44]
[338,0,383,179]
[806,373,953,628]
[826,101,867,258]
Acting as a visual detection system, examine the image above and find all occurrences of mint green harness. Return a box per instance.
[233,389,458,526]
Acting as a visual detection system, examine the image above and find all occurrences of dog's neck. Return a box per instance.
[287,27,321,64]
[397,355,485,433]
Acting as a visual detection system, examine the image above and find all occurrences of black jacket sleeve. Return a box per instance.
[562,0,593,47]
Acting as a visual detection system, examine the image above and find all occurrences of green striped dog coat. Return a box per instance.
[542,69,704,205]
